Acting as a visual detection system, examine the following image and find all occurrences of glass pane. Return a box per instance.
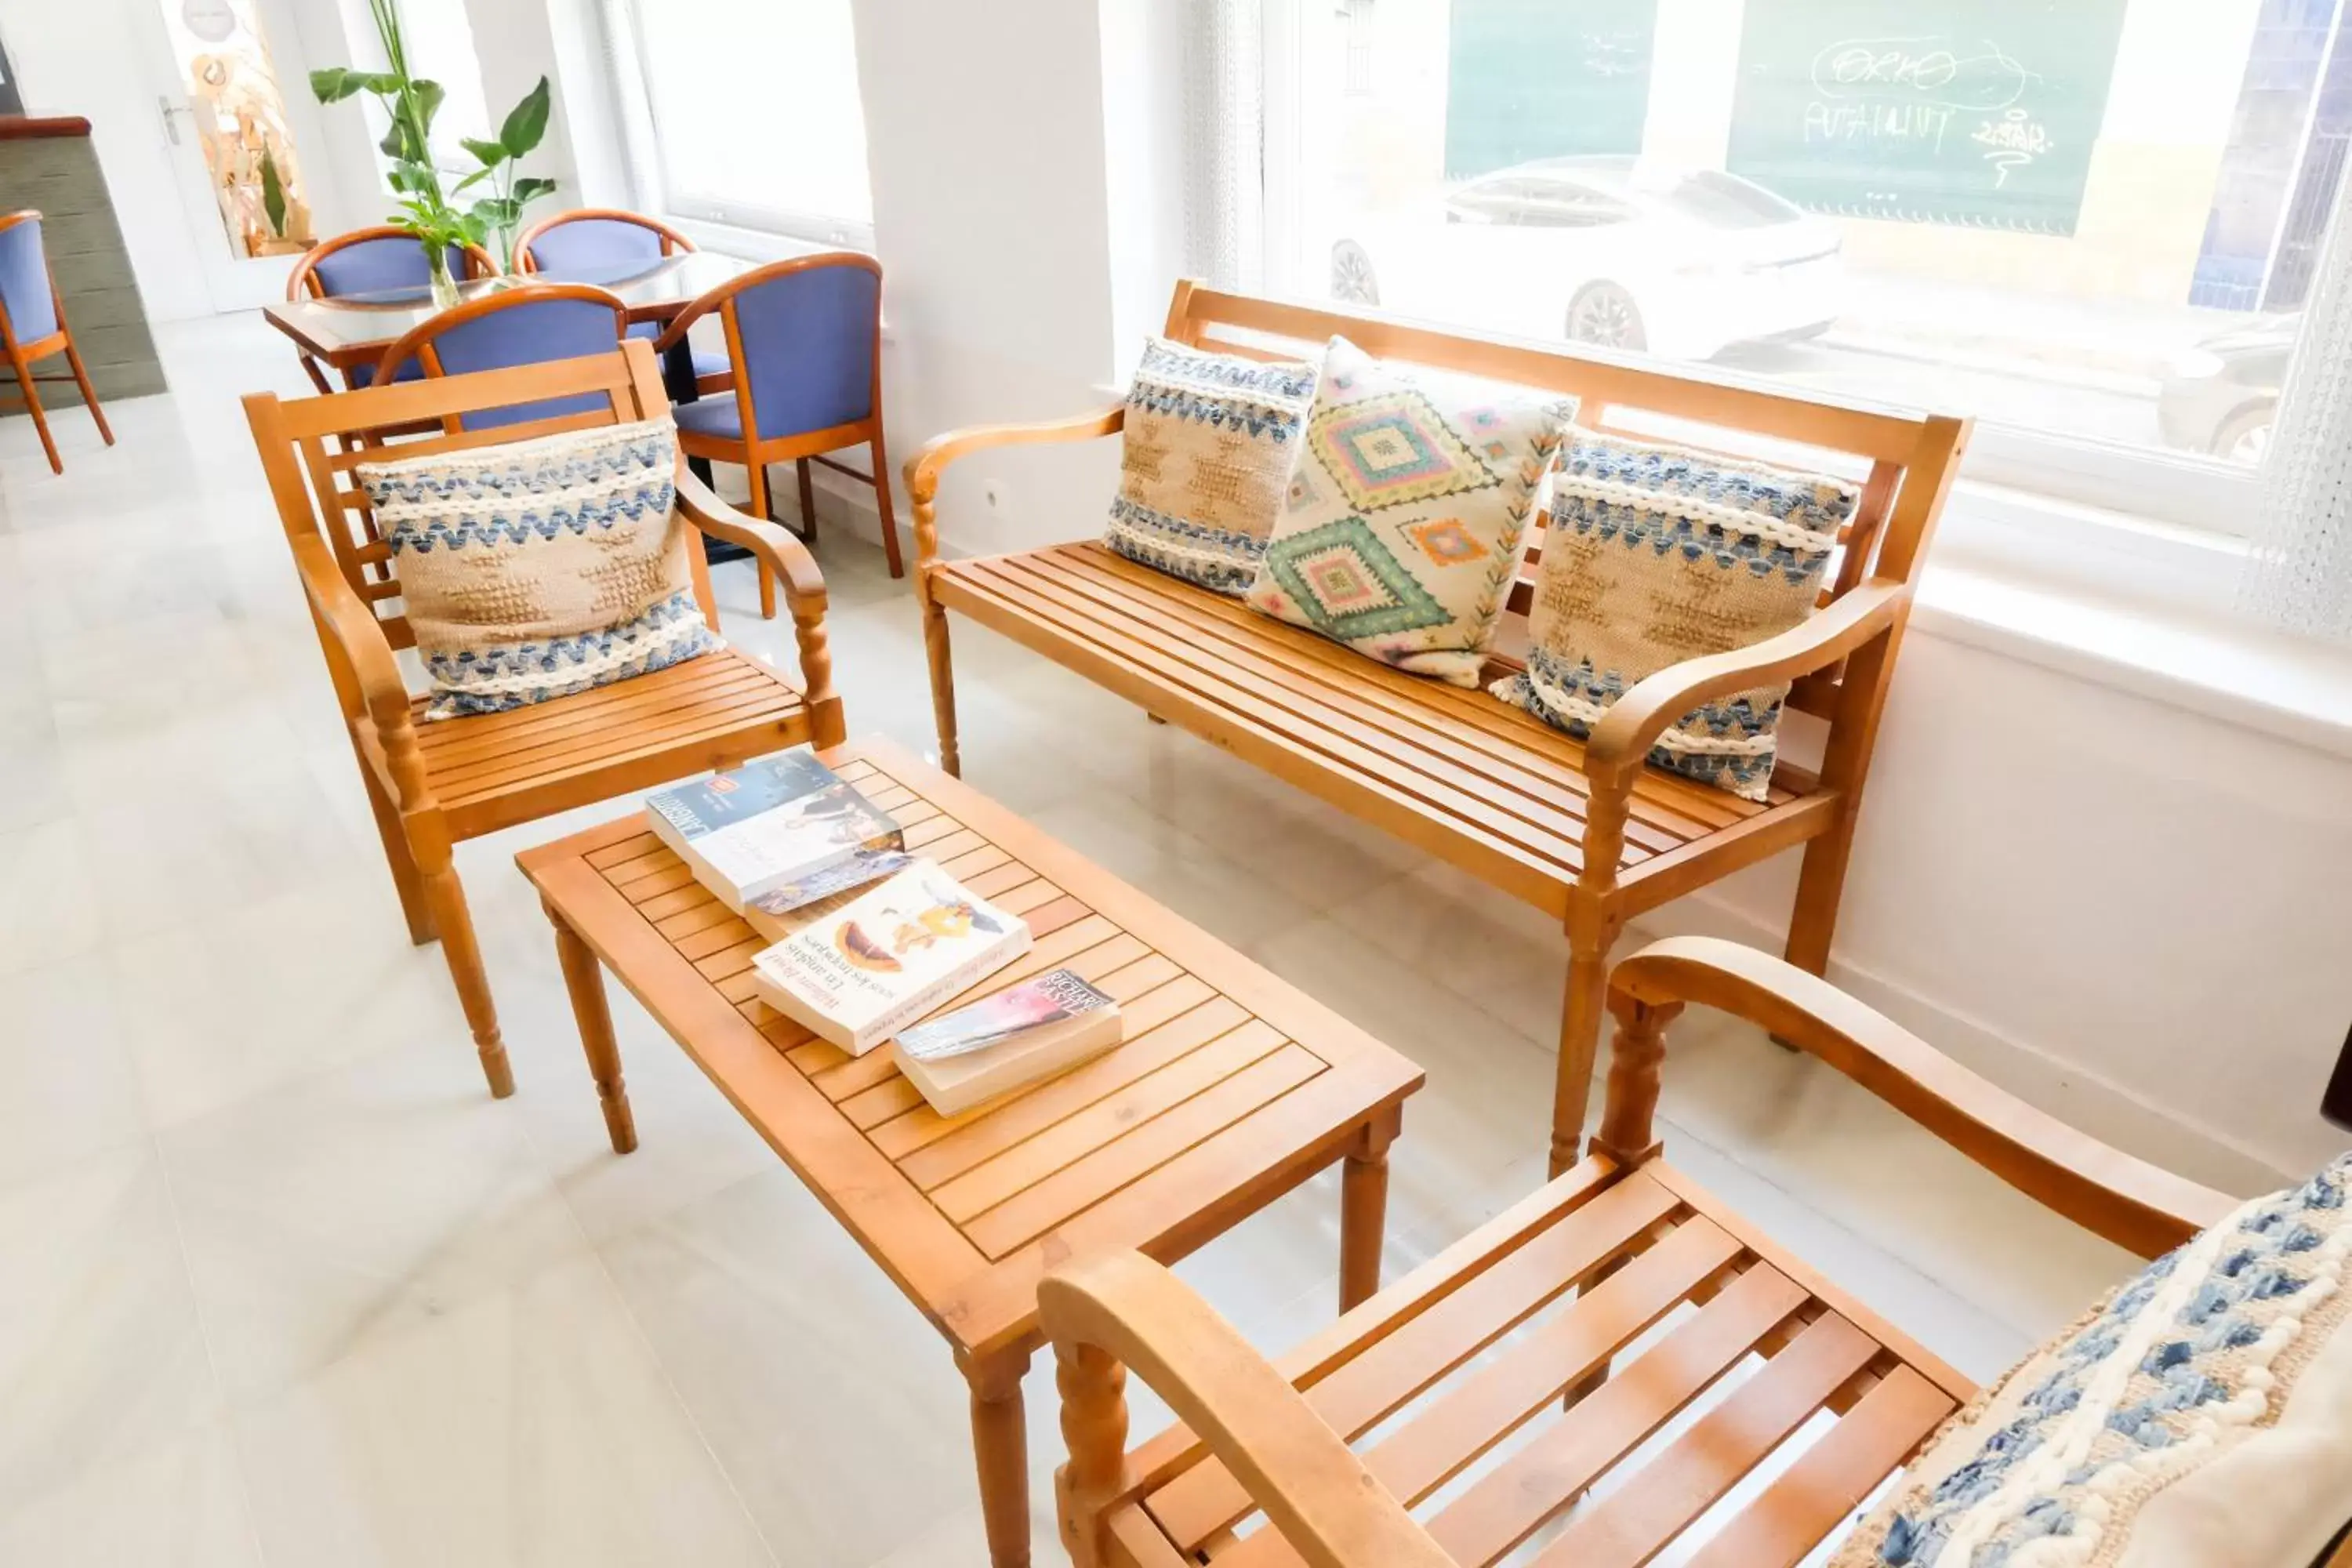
[160,0,316,260]
[1275,0,2349,473]
[638,0,873,230]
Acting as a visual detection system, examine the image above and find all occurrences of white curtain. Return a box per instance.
[2242,181,2352,644]
[1182,0,1263,292]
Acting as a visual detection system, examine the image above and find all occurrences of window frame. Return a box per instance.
[599,0,876,252]
[1254,0,2269,547]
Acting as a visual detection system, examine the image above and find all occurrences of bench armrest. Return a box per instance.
[673,465,840,723]
[1040,1251,1454,1568]
[1583,579,1906,785]
[1600,936,2238,1258]
[903,405,1127,572]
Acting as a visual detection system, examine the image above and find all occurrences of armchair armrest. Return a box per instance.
[903,405,1127,572]
[288,532,433,811]
[673,465,840,731]
[1584,579,1907,785]
[1040,1252,1454,1568]
[1602,936,2238,1258]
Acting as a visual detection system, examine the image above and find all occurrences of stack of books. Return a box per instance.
[644,750,1122,1113]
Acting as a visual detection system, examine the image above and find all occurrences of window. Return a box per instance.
[1261,0,2352,535]
[396,0,492,154]
[619,0,873,245]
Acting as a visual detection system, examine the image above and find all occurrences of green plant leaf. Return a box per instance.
[260,149,287,236]
[408,78,446,136]
[310,67,355,103]
[512,176,557,205]
[469,195,521,229]
[452,166,494,194]
[499,77,552,159]
[459,136,508,169]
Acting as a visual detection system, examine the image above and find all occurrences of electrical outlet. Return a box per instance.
[982,480,1010,517]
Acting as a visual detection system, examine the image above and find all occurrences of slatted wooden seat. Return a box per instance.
[910,283,1969,1172]
[1042,936,2246,1568]
[244,340,845,1096]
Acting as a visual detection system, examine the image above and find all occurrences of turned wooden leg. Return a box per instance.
[63,339,111,445]
[924,593,962,778]
[868,430,906,579]
[1339,1104,1400,1312]
[960,1346,1036,1568]
[9,350,60,474]
[1552,913,1621,1177]
[746,458,777,621]
[359,757,434,946]
[1054,1341,1128,1568]
[551,908,635,1152]
[413,835,513,1099]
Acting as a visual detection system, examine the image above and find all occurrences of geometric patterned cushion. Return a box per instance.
[1102,336,1319,596]
[1831,1152,2352,1568]
[1243,336,1575,687]
[1490,430,1858,800]
[355,416,719,720]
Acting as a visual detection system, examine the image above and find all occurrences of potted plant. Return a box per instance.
[310,0,557,306]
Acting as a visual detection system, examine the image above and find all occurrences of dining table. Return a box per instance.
[261,249,753,406]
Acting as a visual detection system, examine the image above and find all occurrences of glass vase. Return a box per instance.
[426,245,461,310]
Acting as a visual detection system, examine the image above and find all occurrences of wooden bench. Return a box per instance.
[1039,935,2249,1568]
[245,340,844,1097]
[907,283,1969,1171]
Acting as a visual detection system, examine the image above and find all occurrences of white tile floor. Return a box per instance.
[0,315,2151,1566]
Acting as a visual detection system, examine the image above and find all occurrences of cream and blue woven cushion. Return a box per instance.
[1833,1152,2352,1568]
[1490,430,1858,801]
[1102,336,1319,596]
[356,416,719,720]
[1243,336,1574,687]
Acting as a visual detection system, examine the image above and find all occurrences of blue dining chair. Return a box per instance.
[372,283,630,433]
[286,226,499,392]
[516,209,729,392]
[655,252,901,611]
[0,209,111,474]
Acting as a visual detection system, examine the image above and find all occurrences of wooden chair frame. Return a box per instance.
[242,339,845,1096]
[372,281,631,431]
[286,226,501,394]
[0,209,113,474]
[909,281,1971,1172]
[514,207,697,272]
[1043,934,2262,1568]
[655,251,906,612]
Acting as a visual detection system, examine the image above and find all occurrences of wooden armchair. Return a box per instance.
[1040,935,2253,1568]
[243,339,844,1097]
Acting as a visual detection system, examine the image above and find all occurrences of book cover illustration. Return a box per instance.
[832,869,1014,975]
[746,848,914,917]
[645,749,904,906]
[897,969,1116,1062]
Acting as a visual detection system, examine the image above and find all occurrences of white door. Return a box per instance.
[142,0,339,312]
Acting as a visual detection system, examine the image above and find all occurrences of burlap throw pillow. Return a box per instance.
[1831,1153,2352,1568]
[1243,336,1575,686]
[1491,430,1857,800]
[357,416,717,720]
[1102,337,1319,595]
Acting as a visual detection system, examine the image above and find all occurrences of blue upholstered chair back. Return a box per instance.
[733,261,879,440]
[311,235,472,298]
[0,218,59,344]
[524,218,666,274]
[416,293,626,430]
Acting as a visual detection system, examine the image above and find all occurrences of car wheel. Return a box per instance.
[1330,241,1379,307]
[2213,405,2274,466]
[1566,282,1646,353]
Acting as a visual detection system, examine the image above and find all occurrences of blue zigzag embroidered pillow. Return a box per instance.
[357,416,718,720]
[1491,430,1858,801]
[1832,1152,2352,1568]
[1102,336,1319,595]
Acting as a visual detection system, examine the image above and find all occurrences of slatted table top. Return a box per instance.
[517,736,1425,1359]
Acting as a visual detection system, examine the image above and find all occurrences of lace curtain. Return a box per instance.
[1182,0,1263,292]
[2241,178,2352,644]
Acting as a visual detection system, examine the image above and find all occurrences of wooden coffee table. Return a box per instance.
[517,737,1425,1567]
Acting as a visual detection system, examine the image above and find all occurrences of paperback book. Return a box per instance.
[750,860,1031,1055]
[645,750,902,912]
[891,968,1123,1116]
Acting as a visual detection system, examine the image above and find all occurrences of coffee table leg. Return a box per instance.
[959,1345,1035,1568]
[547,902,637,1154]
[1339,1105,1401,1312]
